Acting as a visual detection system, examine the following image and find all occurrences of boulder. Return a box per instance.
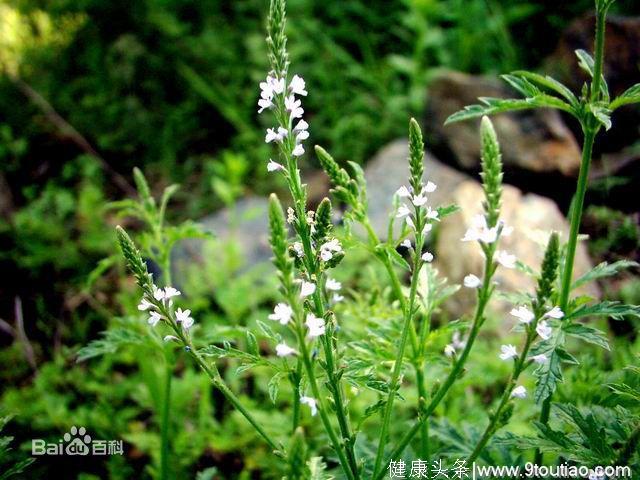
[434,180,599,316]
[364,139,469,236]
[426,71,582,176]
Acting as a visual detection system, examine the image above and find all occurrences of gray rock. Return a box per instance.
[426,71,582,176]
[434,180,599,316]
[364,139,469,237]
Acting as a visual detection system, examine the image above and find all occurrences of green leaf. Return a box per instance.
[76,327,149,361]
[575,49,595,77]
[436,204,460,220]
[572,260,639,290]
[563,323,610,350]
[307,457,334,480]
[445,94,574,125]
[610,83,640,110]
[607,383,640,403]
[588,104,612,130]
[509,71,578,107]
[377,244,410,271]
[566,301,640,321]
[268,372,285,404]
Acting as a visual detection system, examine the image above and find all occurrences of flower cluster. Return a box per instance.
[395,183,438,233]
[259,73,310,170]
[137,284,195,331]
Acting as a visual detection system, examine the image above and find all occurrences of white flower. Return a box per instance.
[423,181,437,193]
[452,331,466,350]
[421,251,434,262]
[300,281,316,298]
[294,119,309,132]
[463,274,482,289]
[292,242,304,258]
[153,285,165,301]
[292,144,305,157]
[289,74,308,96]
[406,216,415,229]
[175,308,194,330]
[536,320,552,340]
[148,311,163,327]
[269,303,293,325]
[276,342,297,357]
[396,185,411,198]
[510,305,535,324]
[422,223,433,235]
[332,293,344,303]
[300,395,318,416]
[496,251,517,269]
[396,204,411,218]
[258,97,272,114]
[412,193,428,207]
[265,127,288,143]
[287,207,296,224]
[267,159,285,172]
[138,297,153,311]
[511,386,527,399]
[285,95,304,118]
[326,278,342,291]
[444,345,456,357]
[296,129,309,142]
[544,306,564,319]
[530,354,548,364]
[163,335,179,342]
[499,344,518,361]
[500,222,514,237]
[400,239,412,249]
[305,313,325,338]
[164,286,181,299]
[461,215,498,243]
[320,239,342,261]
[425,207,439,220]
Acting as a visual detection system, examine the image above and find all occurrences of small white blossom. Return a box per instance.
[292,144,305,157]
[289,75,308,96]
[462,215,498,243]
[452,331,466,350]
[269,303,293,325]
[285,95,304,118]
[423,181,437,193]
[463,274,482,289]
[153,285,165,301]
[536,320,552,340]
[396,204,411,218]
[265,127,288,143]
[396,185,411,198]
[326,278,342,291]
[406,216,415,229]
[276,342,297,357]
[148,311,163,327]
[496,250,517,269]
[500,344,518,361]
[164,286,181,299]
[163,335,179,342]
[510,305,535,324]
[530,354,548,364]
[305,313,325,338]
[138,297,153,311]
[511,386,527,399]
[421,251,434,262]
[296,129,309,142]
[300,281,316,298]
[293,242,305,258]
[544,306,564,319]
[425,207,439,220]
[422,223,433,235]
[319,239,342,262]
[300,395,318,416]
[294,119,309,132]
[400,239,412,249]
[500,223,514,237]
[412,193,428,207]
[267,159,285,172]
[332,293,344,303]
[287,207,296,224]
[175,308,194,330]
[444,344,456,357]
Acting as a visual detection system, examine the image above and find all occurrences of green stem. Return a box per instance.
[292,359,302,434]
[590,7,607,103]
[372,213,427,477]
[159,356,172,480]
[372,247,497,480]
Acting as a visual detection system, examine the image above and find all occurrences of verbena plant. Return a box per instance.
[109,0,640,477]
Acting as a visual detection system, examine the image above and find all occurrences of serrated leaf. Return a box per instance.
[588,104,612,130]
[307,457,334,480]
[268,372,285,404]
[563,323,610,350]
[575,49,595,77]
[610,83,640,110]
[572,260,639,290]
[382,244,411,271]
[607,383,640,402]
[436,204,460,219]
[77,328,149,361]
[509,71,578,107]
[566,301,640,321]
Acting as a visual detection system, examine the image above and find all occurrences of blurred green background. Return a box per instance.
[1,0,640,478]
